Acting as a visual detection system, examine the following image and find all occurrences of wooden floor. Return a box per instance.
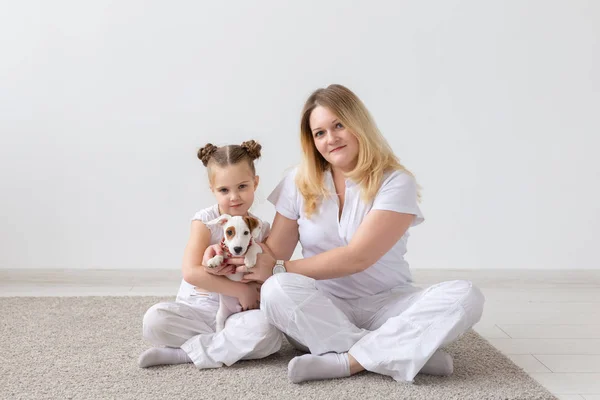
[2,268,600,400]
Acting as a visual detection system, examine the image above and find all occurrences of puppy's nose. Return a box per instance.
[233,246,243,254]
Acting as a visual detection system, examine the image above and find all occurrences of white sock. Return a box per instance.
[138,347,192,368]
[288,352,351,383]
[419,350,454,376]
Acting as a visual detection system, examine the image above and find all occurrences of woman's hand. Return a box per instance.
[237,282,262,311]
[202,244,236,275]
[233,243,276,283]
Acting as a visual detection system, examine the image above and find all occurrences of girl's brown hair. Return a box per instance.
[198,140,262,183]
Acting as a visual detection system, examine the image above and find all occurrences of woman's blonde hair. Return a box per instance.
[296,84,418,218]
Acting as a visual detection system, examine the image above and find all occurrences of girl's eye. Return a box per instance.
[244,231,249,235]
[239,184,247,190]
[219,188,228,194]
[336,122,344,129]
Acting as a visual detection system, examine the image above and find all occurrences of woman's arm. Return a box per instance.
[181,221,247,298]
[264,212,299,260]
[239,210,414,281]
[287,210,414,279]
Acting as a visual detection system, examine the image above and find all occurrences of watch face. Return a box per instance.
[273,265,285,274]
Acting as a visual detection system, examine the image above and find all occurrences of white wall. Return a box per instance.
[1,0,598,270]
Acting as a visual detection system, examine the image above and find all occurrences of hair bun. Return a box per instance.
[198,143,218,166]
[240,140,262,160]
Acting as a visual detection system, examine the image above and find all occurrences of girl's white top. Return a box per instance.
[176,204,271,305]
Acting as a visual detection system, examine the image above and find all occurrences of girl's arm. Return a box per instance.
[181,221,247,297]
[240,210,414,281]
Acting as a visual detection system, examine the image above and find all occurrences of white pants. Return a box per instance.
[260,273,485,382]
[143,296,282,369]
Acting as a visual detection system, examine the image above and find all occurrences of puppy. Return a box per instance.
[206,214,263,331]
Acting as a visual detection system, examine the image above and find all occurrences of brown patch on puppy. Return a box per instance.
[225,226,236,240]
[243,216,259,234]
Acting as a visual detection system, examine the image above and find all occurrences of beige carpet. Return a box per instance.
[0,296,558,400]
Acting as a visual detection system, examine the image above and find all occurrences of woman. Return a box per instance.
[204,84,485,383]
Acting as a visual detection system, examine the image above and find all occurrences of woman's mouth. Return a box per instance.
[330,145,346,153]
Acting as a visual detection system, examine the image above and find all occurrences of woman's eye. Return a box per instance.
[314,130,324,138]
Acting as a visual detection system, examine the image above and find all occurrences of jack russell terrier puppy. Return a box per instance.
[206,214,263,331]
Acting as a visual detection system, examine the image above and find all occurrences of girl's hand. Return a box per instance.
[234,243,275,283]
[237,282,262,311]
[202,244,236,275]
[206,264,236,276]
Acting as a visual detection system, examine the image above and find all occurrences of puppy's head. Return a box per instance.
[212,214,262,256]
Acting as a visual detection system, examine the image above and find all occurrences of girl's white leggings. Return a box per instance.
[143,295,282,369]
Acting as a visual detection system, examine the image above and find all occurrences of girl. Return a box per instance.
[138,140,282,369]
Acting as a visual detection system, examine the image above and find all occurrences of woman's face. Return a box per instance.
[309,106,359,173]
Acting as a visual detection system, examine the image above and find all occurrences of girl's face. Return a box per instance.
[309,106,359,173]
[210,163,259,216]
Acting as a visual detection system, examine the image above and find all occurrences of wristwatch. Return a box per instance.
[272,260,287,274]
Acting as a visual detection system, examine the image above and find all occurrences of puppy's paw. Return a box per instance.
[207,255,224,269]
[244,254,257,268]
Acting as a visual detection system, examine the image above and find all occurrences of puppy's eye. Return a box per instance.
[226,229,233,236]
[244,231,249,235]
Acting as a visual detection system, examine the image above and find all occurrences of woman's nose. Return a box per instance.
[327,131,339,144]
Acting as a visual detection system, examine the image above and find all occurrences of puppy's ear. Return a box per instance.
[208,214,231,226]
[243,216,262,238]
